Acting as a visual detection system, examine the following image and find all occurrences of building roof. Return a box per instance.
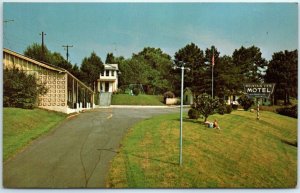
[3,48,94,93]
[4,48,66,73]
[104,63,119,71]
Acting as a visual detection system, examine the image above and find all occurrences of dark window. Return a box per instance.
[112,70,114,76]
[101,71,104,76]
[233,95,236,101]
[106,70,109,76]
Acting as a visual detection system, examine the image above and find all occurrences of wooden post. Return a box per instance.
[257,98,260,120]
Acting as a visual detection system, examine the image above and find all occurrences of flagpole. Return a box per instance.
[212,48,214,98]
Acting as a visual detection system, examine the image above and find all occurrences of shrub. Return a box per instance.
[163,91,175,103]
[231,104,238,110]
[188,108,199,119]
[226,105,232,114]
[3,67,48,109]
[237,95,254,111]
[276,105,297,118]
[194,93,219,122]
[132,88,140,96]
[217,99,227,115]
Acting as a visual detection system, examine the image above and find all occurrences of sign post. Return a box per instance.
[244,83,275,120]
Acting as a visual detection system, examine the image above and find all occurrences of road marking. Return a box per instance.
[107,114,113,119]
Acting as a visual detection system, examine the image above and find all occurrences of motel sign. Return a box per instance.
[244,83,275,98]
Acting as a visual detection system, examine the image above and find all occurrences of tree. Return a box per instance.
[232,46,267,85]
[50,52,73,72]
[174,43,206,96]
[80,52,104,90]
[194,93,220,122]
[214,55,241,98]
[24,43,78,78]
[265,50,298,105]
[3,67,48,109]
[118,47,173,94]
[24,43,52,63]
[133,47,173,94]
[105,53,115,64]
[237,95,254,111]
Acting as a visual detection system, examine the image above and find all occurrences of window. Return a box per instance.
[111,70,114,76]
[106,70,109,76]
[101,71,104,76]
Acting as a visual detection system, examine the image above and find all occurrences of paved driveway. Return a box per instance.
[3,107,181,188]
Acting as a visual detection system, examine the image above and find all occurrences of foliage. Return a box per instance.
[265,50,297,105]
[107,111,297,188]
[111,94,164,106]
[174,43,206,96]
[213,55,241,98]
[232,46,267,84]
[132,88,140,96]
[24,43,52,63]
[119,47,173,94]
[226,105,233,114]
[188,108,200,119]
[24,43,82,79]
[3,108,66,161]
[105,53,115,63]
[3,68,48,109]
[217,99,227,115]
[194,93,220,122]
[163,91,175,103]
[231,104,239,110]
[80,52,104,90]
[276,105,297,118]
[237,95,254,111]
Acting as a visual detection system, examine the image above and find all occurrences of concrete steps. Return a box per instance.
[100,92,112,106]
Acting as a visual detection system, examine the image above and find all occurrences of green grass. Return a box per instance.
[106,110,297,188]
[3,108,67,161]
[111,94,164,105]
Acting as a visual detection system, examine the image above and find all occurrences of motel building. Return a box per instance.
[97,64,119,93]
[3,48,94,114]
[96,64,119,106]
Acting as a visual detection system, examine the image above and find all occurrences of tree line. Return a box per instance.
[23,42,297,105]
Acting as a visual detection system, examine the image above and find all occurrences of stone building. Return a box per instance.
[3,48,94,114]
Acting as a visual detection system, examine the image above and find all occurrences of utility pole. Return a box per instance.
[39,32,46,61]
[62,45,73,62]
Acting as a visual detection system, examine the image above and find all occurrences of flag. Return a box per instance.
[212,50,215,66]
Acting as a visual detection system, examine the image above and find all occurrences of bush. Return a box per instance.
[194,93,220,122]
[3,67,48,109]
[237,95,254,111]
[188,108,199,119]
[163,91,175,103]
[226,105,232,114]
[132,88,140,96]
[217,100,227,115]
[276,105,297,118]
[231,104,238,110]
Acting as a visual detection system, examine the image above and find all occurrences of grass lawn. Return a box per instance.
[3,108,66,161]
[106,110,297,188]
[111,94,164,105]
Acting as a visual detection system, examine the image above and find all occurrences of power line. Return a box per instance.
[3,19,14,23]
[62,45,73,62]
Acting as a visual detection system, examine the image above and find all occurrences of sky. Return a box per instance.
[3,2,298,66]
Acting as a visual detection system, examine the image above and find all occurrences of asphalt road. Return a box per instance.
[3,107,182,188]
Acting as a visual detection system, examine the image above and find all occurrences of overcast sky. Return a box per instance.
[3,2,298,65]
